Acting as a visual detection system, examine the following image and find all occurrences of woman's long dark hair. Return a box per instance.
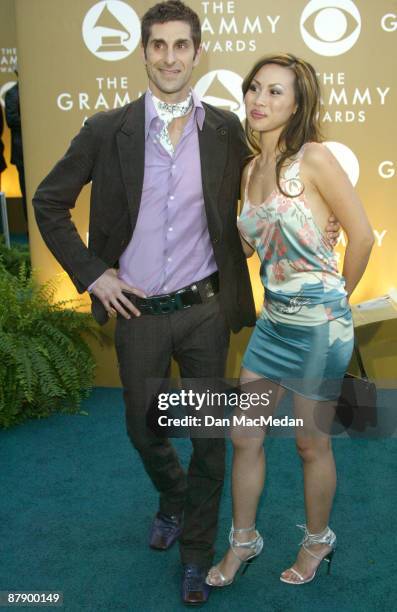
[242,53,323,197]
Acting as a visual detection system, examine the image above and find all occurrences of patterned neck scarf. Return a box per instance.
[150,90,194,156]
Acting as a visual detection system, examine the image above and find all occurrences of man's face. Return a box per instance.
[142,21,201,100]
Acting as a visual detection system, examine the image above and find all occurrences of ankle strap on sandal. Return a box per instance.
[296,524,336,560]
[228,523,264,563]
[231,524,256,534]
[229,524,259,548]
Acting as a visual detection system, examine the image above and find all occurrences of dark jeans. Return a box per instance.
[115,296,230,567]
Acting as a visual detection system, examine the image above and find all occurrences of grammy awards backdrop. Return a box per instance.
[12,0,397,384]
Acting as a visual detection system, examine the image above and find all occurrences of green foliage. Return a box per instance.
[0,236,31,278]
[0,262,101,428]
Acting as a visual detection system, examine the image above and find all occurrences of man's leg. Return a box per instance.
[115,313,187,517]
[171,297,230,568]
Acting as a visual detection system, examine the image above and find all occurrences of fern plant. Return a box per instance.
[0,235,31,278]
[0,262,101,428]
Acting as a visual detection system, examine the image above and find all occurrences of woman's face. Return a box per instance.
[244,63,298,136]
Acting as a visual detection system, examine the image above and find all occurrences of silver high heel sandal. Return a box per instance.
[280,524,336,585]
[205,524,264,587]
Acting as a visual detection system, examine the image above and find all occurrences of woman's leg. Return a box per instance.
[281,393,337,583]
[207,370,284,585]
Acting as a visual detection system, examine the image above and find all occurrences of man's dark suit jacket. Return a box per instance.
[33,94,256,332]
[0,106,6,173]
[5,83,24,167]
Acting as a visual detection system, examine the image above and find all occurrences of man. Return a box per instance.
[34,1,254,604]
[0,105,6,183]
[5,74,27,223]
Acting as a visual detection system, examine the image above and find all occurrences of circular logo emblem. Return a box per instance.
[324,141,359,186]
[300,0,361,56]
[82,1,140,61]
[194,70,245,121]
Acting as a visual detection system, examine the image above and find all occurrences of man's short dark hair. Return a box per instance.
[141,1,202,54]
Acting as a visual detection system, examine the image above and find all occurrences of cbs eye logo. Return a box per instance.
[300,0,361,56]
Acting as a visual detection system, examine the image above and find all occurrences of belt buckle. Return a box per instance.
[150,296,172,315]
[150,293,185,314]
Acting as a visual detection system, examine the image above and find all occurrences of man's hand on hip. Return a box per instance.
[91,269,146,319]
[325,214,341,248]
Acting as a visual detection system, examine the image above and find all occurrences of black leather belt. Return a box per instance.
[123,271,219,315]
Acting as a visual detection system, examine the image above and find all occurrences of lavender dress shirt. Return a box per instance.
[115,90,217,296]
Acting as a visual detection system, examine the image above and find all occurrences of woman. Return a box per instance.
[206,54,374,587]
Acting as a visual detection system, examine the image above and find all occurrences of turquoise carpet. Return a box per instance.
[1,388,396,611]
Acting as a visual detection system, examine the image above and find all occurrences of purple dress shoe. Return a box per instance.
[181,564,211,605]
[149,511,183,550]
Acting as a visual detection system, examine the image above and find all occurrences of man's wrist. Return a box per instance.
[87,276,101,293]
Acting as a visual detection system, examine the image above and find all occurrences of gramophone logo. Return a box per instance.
[82,1,140,61]
[194,70,245,121]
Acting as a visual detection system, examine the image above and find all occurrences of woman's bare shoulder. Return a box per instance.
[302,142,337,169]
